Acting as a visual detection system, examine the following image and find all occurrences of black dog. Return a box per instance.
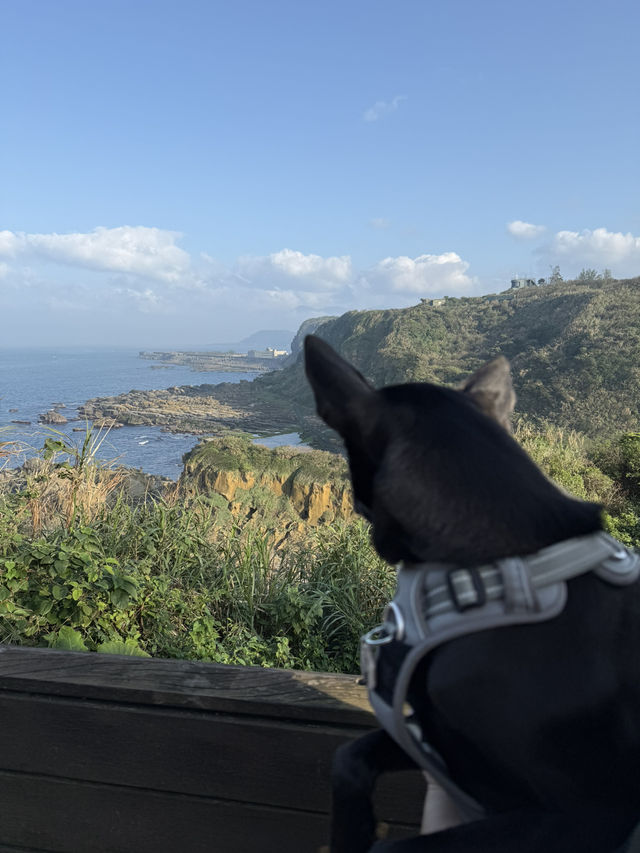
[304,334,640,853]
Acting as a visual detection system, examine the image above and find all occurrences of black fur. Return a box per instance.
[304,335,640,853]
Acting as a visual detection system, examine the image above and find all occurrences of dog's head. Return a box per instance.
[304,335,601,565]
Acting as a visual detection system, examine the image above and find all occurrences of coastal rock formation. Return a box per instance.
[40,410,68,424]
[92,418,124,429]
[281,315,335,367]
[179,435,353,539]
[78,384,296,435]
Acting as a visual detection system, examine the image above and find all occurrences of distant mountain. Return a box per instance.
[246,276,640,441]
[208,329,295,353]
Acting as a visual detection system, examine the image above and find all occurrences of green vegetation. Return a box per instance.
[0,434,388,672]
[183,433,348,484]
[0,491,392,671]
[2,419,640,672]
[241,275,640,447]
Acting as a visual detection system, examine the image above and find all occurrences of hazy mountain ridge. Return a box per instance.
[208,329,295,352]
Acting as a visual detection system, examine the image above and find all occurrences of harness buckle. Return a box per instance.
[446,566,487,612]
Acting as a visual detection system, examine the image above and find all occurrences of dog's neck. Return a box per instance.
[367,452,603,567]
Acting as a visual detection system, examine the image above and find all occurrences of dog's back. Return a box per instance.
[304,334,640,852]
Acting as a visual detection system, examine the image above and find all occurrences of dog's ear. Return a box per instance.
[304,335,375,436]
[461,356,516,430]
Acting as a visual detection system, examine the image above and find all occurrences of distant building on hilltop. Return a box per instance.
[510,277,537,290]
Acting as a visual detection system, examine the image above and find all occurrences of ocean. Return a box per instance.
[0,348,301,480]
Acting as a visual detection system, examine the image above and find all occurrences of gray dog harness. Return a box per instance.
[361,531,640,822]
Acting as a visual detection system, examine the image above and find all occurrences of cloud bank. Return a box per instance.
[0,226,190,282]
[3,220,637,346]
[0,225,478,344]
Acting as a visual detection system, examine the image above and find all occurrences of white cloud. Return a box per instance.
[199,248,477,315]
[363,95,407,122]
[204,247,476,318]
[0,231,24,256]
[548,227,640,270]
[235,248,352,292]
[0,226,190,282]
[507,220,546,240]
[361,252,475,296]
[370,218,391,230]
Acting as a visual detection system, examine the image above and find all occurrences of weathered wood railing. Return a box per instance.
[0,647,424,852]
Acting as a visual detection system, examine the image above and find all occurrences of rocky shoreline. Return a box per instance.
[78,381,299,436]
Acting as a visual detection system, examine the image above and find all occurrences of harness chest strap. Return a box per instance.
[361,532,640,823]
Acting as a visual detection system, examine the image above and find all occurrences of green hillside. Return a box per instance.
[247,275,640,442]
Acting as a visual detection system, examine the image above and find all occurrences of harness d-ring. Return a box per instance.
[383,601,406,641]
[362,602,406,646]
[362,625,394,646]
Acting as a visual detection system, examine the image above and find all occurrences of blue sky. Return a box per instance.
[1,0,639,346]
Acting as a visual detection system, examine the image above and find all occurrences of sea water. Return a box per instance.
[0,348,300,480]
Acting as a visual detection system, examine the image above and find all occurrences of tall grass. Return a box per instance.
[0,447,392,672]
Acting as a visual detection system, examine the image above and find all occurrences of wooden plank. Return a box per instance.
[0,647,373,726]
[0,646,426,848]
[0,691,424,823]
[0,771,417,853]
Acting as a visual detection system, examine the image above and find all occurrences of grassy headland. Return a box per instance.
[253,274,640,445]
[78,276,640,448]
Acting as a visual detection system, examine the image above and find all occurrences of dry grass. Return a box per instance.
[0,426,129,534]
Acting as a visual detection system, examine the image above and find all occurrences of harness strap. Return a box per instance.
[362,532,640,823]
[427,532,638,620]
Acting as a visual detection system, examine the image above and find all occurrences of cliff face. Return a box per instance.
[282,315,336,367]
[179,435,353,535]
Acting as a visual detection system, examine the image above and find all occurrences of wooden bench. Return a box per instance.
[0,647,424,852]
